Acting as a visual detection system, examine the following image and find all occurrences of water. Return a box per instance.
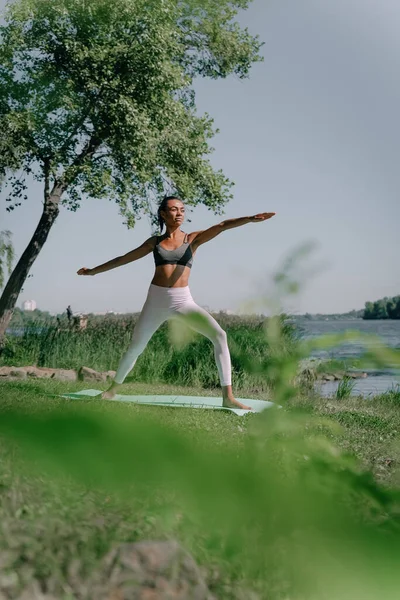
[295,319,400,396]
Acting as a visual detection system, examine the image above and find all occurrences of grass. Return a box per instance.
[293,389,400,487]
[2,314,297,393]
[0,379,256,598]
[2,308,400,599]
[335,376,357,399]
[314,357,364,373]
[2,378,398,485]
[1,378,400,599]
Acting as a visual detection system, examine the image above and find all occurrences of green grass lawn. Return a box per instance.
[2,378,399,484]
[1,378,400,599]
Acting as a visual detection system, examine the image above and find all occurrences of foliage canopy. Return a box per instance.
[0,0,263,226]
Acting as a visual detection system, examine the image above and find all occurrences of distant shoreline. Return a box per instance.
[294,314,363,321]
[294,313,400,321]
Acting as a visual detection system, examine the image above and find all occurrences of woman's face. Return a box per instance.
[161,199,185,227]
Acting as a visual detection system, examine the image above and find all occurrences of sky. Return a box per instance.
[1,0,399,316]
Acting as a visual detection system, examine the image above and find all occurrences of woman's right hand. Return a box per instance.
[77,267,94,276]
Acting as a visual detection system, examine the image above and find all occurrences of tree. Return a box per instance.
[374,299,388,320]
[0,0,263,348]
[0,230,15,290]
[363,296,400,319]
[387,296,400,319]
[363,302,374,320]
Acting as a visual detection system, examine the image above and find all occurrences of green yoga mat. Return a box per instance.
[57,389,275,416]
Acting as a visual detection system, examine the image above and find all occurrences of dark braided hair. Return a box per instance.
[157,195,183,233]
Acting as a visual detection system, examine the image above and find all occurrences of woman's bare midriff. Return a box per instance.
[150,264,192,288]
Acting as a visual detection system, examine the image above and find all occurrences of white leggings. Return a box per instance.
[114,284,232,386]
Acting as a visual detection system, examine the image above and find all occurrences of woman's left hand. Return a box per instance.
[249,212,276,222]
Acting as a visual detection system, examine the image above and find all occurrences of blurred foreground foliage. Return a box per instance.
[1,321,400,599]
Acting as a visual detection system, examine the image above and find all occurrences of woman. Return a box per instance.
[77,196,275,409]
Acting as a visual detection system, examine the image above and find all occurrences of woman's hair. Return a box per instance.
[157,195,183,233]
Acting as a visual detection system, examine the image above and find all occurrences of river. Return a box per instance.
[295,319,400,396]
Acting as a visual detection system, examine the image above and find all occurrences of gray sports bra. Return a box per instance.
[153,233,194,269]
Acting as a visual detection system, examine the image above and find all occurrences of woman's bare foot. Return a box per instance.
[222,385,252,410]
[222,396,252,410]
[101,382,121,400]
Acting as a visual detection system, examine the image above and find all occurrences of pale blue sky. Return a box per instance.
[1,0,399,315]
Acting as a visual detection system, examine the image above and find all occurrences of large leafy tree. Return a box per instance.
[0,0,263,347]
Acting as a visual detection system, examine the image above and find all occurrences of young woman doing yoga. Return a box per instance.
[77,196,275,409]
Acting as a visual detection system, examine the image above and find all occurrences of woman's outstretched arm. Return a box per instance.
[191,212,275,249]
[77,236,156,276]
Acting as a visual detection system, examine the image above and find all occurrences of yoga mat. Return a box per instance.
[56,389,276,416]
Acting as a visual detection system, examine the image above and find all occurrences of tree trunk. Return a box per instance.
[0,185,63,352]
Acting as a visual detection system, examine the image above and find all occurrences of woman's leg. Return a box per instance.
[102,298,168,399]
[173,300,251,410]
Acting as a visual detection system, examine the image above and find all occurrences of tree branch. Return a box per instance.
[91,151,112,163]
[61,134,102,188]
[57,85,106,157]
[43,157,50,203]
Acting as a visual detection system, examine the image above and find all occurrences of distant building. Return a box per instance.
[23,300,37,311]
[92,310,123,315]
